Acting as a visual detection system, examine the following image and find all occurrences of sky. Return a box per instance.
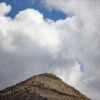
[0,0,100,100]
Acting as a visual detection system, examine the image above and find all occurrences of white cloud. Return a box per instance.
[0,3,11,16]
[14,9,61,53]
[0,4,60,53]
[55,62,82,87]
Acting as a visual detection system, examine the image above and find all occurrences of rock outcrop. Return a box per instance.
[0,73,91,100]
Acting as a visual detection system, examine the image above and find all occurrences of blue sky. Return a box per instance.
[0,0,66,21]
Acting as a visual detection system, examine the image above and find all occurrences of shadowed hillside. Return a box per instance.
[0,73,91,100]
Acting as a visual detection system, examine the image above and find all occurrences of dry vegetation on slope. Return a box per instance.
[0,73,91,100]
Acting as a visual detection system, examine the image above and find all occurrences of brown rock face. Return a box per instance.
[0,73,91,100]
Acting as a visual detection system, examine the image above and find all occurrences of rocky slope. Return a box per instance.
[0,73,91,100]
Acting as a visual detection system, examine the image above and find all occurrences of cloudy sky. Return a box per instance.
[0,0,100,99]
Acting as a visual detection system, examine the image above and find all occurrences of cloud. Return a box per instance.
[0,3,60,53]
[42,0,100,99]
[0,3,11,16]
[0,1,100,100]
[55,63,82,87]
[0,2,75,90]
[0,2,61,88]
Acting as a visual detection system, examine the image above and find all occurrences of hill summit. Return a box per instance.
[0,73,90,100]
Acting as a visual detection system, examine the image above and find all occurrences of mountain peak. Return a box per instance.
[36,73,61,80]
[0,73,91,100]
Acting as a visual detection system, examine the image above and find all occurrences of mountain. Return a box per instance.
[0,73,91,100]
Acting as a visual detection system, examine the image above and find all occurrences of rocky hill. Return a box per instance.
[0,73,91,100]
